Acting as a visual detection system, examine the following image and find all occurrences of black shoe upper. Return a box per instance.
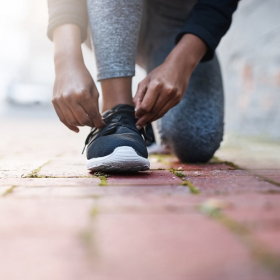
[84,104,153,160]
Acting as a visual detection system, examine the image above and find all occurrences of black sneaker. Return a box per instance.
[83,104,153,172]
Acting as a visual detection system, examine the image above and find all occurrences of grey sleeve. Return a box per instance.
[47,0,88,42]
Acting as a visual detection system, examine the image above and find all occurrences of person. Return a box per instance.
[47,0,239,172]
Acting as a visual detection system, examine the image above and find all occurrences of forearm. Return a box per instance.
[53,24,84,72]
[165,34,207,75]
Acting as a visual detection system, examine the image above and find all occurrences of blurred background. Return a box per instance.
[0,0,279,139]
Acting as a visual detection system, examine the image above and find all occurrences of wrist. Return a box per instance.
[166,34,207,74]
[53,24,84,71]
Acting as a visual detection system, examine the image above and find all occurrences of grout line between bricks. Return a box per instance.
[214,156,280,188]
[23,161,52,178]
[93,172,109,186]
[79,202,101,262]
[2,185,16,197]
[212,156,242,170]
[170,168,200,194]
[198,199,280,278]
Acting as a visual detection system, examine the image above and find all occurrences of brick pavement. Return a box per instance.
[0,119,280,280]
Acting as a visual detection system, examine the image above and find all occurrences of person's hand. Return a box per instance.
[52,24,105,133]
[134,59,189,130]
[133,34,207,129]
[53,61,105,133]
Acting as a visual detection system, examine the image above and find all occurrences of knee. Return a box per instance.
[174,141,218,163]
[161,126,223,163]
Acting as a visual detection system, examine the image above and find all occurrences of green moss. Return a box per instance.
[23,161,51,178]
[199,199,280,277]
[170,168,185,178]
[93,172,109,186]
[181,180,200,194]
[90,205,99,217]
[2,185,16,197]
[212,156,241,169]
[170,168,200,194]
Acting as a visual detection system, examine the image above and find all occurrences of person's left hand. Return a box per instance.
[133,59,189,130]
[133,34,207,130]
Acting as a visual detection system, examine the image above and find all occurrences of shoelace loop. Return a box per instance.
[82,108,154,154]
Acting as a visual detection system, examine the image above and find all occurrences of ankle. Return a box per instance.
[102,99,134,112]
[101,77,134,112]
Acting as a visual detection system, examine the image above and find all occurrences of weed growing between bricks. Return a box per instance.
[2,185,16,197]
[23,161,52,178]
[93,172,109,186]
[170,168,200,194]
[199,199,280,278]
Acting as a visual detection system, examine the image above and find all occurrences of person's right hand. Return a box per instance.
[52,24,105,133]
[52,61,105,133]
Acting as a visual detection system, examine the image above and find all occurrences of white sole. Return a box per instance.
[86,146,150,172]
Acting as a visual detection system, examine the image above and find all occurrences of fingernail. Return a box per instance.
[136,125,141,130]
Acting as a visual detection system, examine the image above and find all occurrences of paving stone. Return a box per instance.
[107,170,182,186]
[219,193,280,256]
[85,213,276,280]
[216,136,280,170]
[37,156,89,177]
[183,170,280,194]
[149,155,232,171]
[0,177,100,187]
[0,186,13,196]
[0,199,95,280]
[0,159,51,178]
[251,170,280,184]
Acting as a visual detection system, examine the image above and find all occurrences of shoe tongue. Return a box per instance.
[102,104,135,118]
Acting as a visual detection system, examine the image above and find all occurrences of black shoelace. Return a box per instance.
[82,108,154,154]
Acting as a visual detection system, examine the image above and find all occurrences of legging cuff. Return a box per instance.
[97,70,135,81]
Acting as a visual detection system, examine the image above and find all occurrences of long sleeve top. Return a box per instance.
[47,0,239,61]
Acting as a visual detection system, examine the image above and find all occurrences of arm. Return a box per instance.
[47,0,88,43]
[52,24,105,133]
[134,0,240,128]
[176,0,240,61]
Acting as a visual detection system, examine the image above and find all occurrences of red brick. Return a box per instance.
[0,178,100,187]
[219,193,280,256]
[37,156,89,178]
[0,199,95,280]
[87,213,275,280]
[149,155,233,171]
[183,170,280,194]
[107,170,182,186]
[252,170,280,184]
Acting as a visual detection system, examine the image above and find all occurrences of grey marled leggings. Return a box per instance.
[87,0,224,162]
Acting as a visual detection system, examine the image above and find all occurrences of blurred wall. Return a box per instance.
[218,0,280,140]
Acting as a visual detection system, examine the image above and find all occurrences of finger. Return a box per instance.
[79,99,105,128]
[150,98,179,123]
[57,99,82,128]
[135,84,161,119]
[53,102,79,132]
[133,81,147,112]
[136,92,171,129]
[135,82,162,119]
[70,104,94,127]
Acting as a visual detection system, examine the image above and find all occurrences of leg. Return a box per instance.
[87,0,143,112]
[85,0,150,172]
[158,56,224,162]
[137,0,224,163]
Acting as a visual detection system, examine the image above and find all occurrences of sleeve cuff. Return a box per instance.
[47,16,88,43]
[176,24,218,62]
